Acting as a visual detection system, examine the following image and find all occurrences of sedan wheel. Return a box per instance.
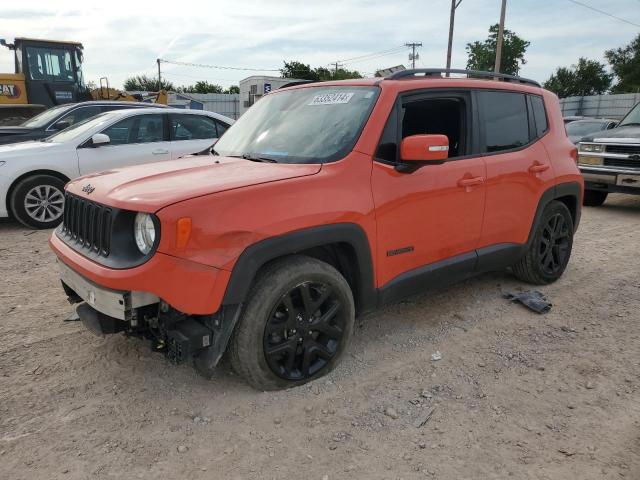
[24,185,65,224]
[10,174,67,229]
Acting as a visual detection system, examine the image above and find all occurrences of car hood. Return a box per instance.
[65,156,322,212]
[0,126,32,136]
[0,139,67,157]
[581,125,640,142]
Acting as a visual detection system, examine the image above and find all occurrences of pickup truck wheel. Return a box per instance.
[583,189,607,207]
[229,255,354,390]
[512,200,574,285]
[10,175,66,229]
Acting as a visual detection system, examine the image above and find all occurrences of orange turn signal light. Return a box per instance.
[176,217,192,248]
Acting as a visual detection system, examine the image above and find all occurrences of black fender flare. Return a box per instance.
[222,223,377,312]
[526,181,582,248]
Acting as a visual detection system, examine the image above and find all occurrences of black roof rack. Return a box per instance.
[386,68,540,87]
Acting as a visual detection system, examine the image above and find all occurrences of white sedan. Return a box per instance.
[0,107,233,228]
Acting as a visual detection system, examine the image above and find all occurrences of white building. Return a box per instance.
[167,92,240,119]
[239,76,308,115]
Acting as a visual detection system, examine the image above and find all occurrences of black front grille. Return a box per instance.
[61,193,112,256]
[603,158,640,169]
[606,144,640,155]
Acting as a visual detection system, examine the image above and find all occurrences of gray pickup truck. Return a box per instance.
[577,101,640,206]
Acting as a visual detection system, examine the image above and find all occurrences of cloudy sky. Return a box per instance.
[1,0,638,90]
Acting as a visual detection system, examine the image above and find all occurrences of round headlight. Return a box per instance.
[134,212,156,254]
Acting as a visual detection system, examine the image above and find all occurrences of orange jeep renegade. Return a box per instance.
[50,69,583,390]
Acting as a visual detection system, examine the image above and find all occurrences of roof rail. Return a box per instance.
[387,68,541,87]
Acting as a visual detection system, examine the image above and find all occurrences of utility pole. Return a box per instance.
[405,42,422,69]
[331,61,344,75]
[494,0,507,74]
[157,58,162,91]
[446,0,462,76]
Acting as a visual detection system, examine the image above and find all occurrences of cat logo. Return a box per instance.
[0,83,20,99]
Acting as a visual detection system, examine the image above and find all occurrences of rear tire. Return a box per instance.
[512,200,574,285]
[10,175,66,229]
[583,189,607,207]
[229,255,355,391]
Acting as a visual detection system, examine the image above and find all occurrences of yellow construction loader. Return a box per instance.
[0,37,166,125]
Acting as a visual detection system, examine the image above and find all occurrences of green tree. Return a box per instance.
[180,81,224,94]
[544,58,612,98]
[225,85,240,94]
[321,67,363,81]
[280,61,362,81]
[280,61,319,81]
[605,34,640,93]
[123,74,174,92]
[466,24,530,75]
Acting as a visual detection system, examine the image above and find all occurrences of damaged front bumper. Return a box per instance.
[57,259,240,369]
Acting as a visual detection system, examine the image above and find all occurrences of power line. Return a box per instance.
[162,71,238,83]
[342,47,408,66]
[566,0,640,27]
[336,45,406,64]
[160,58,281,72]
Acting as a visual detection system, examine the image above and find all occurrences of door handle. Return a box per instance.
[152,149,169,155]
[457,176,485,188]
[528,162,550,174]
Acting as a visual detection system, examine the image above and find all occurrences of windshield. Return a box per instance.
[620,103,640,127]
[214,86,379,163]
[21,104,72,128]
[43,112,112,143]
[566,121,606,137]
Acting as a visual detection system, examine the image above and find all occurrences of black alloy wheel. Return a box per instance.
[512,200,574,285]
[263,281,345,381]
[538,213,571,276]
[226,255,355,390]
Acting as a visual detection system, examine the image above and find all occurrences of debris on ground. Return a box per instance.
[384,406,399,419]
[503,290,552,314]
[431,351,443,361]
[64,311,80,322]
[413,407,436,428]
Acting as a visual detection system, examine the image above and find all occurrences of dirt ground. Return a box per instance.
[1,194,639,480]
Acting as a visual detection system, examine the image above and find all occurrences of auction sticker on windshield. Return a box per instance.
[308,92,354,106]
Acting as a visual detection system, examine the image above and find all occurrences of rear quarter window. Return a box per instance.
[529,95,548,138]
[478,91,529,153]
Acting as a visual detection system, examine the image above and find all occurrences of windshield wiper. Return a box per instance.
[620,122,640,127]
[241,153,279,163]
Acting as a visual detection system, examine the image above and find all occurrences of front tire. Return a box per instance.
[583,189,608,207]
[229,255,355,390]
[512,200,574,285]
[9,175,66,229]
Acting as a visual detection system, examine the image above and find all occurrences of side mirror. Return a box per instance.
[91,133,110,147]
[52,120,71,131]
[400,134,449,162]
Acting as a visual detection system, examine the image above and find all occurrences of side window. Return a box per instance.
[101,114,164,145]
[215,120,229,137]
[478,91,529,152]
[529,95,548,138]
[56,106,102,128]
[102,117,136,145]
[401,96,467,158]
[170,115,218,141]
[136,115,164,143]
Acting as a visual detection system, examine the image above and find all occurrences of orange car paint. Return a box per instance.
[51,77,583,315]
